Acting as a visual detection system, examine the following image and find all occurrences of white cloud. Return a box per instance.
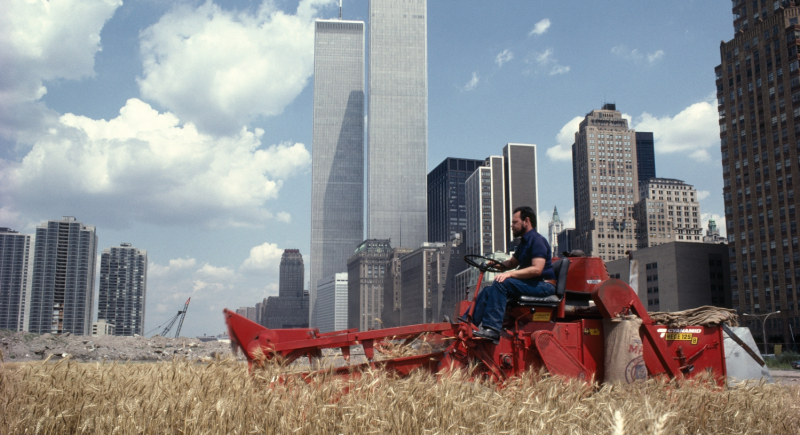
[631,99,719,160]
[546,116,583,161]
[647,50,665,63]
[697,190,711,201]
[463,72,479,91]
[611,45,665,65]
[197,263,237,280]
[0,0,121,141]
[527,48,570,75]
[148,258,198,278]
[137,0,333,134]
[495,49,514,67]
[0,98,311,228]
[240,242,284,274]
[529,18,551,36]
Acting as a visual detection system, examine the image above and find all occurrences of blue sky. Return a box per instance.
[0,0,733,337]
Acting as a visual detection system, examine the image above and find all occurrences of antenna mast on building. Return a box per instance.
[339,0,342,19]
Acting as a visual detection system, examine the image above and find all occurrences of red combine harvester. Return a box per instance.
[224,255,727,384]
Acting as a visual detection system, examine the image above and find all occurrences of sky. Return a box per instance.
[0,0,734,338]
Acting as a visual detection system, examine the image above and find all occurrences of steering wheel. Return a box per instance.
[463,254,507,273]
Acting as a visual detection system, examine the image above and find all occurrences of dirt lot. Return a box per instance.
[0,330,239,362]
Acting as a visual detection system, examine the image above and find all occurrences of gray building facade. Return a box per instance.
[347,239,391,331]
[503,143,540,237]
[606,242,730,313]
[263,249,309,329]
[310,19,365,327]
[427,158,484,243]
[97,243,147,336]
[0,228,34,332]
[465,156,506,256]
[316,272,348,333]
[28,217,98,335]
[367,0,428,249]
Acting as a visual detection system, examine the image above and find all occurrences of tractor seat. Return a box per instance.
[511,258,570,308]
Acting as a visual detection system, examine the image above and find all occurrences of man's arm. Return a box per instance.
[494,258,545,282]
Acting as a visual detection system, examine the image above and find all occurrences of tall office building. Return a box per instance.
[465,156,506,255]
[310,19,365,326]
[0,228,35,332]
[547,206,563,256]
[635,132,656,185]
[380,246,413,328]
[703,218,728,244]
[97,243,147,336]
[367,0,428,249]
[316,272,348,333]
[572,104,639,262]
[427,158,484,243]
[28,217,98,335]
[347,239,391,331]
[633,178,703,248]
[398,242,449,326]
[503,144,540,236]
[280,249,305,298]
[557,228,576,255]
[717,1,800,346]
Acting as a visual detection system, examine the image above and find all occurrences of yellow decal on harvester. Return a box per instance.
[583,328,600,336]
[657,328,700,345]
[532,312,552,322]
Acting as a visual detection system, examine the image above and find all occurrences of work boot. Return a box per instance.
[472,327,500,344]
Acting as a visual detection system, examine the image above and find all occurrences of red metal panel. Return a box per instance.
[579,319,605,383]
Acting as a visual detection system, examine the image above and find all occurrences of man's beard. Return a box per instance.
[512,227,524,238]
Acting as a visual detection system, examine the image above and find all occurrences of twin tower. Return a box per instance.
[309,1,428,325]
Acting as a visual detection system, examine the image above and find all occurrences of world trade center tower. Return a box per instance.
[310,19,365,326]
[367,0,428,249]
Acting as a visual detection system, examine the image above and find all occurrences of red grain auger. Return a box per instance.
[224,255,728,384]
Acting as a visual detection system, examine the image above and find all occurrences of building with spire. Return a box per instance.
[547,206,563,256]
[703,218,727,244]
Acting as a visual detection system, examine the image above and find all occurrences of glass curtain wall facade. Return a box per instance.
[98,243,147,336]
[717,0,800,347]
[310,19,365,326]
[0,229,35,332]
[427,158,484,243]
[635,132,656,185]
[367,0,428,249]
[28,217,97,335]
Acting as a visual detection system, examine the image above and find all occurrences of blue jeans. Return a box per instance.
[470,278,556,332]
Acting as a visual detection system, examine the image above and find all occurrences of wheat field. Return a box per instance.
[1,356,798,434]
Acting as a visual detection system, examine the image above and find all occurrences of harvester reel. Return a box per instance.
[463,254,507,273]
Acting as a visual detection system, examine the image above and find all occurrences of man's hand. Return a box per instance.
[494,271,514,282]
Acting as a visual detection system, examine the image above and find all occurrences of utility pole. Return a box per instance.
[743,310,780,354]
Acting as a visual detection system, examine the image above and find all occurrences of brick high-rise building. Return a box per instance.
[97,243,147,336]
[28,217,98,335]
[717,0,800,347]
[572,104,639,262]
[633,178,703,248]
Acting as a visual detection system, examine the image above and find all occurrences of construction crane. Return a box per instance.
[148,298,191,338]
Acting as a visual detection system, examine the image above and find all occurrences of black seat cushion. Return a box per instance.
[508,258,570,307]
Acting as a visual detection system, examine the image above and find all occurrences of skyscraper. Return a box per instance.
[465,156,506,256]
[572,104,639,262]
[263,249,309,329]
[315,272,348,333]
[717,1,800,346]
[0,228,35,332]
[310,19,365,327]
[427,158,484,243]
[347,239,391,331]
[547,206,563,256]
[280,249,305,298]
[503,143,540,236]
[635,132,656,185]
[28,217,98,335]
[97,243,147,336]
[367,0,428,249]
[633,178,703,248]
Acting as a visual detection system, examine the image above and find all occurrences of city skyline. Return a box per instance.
[0,1,733,338]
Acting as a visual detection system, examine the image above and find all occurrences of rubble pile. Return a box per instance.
[0,330,240,363]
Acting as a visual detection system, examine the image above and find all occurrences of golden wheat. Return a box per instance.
[1,356,798,434]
